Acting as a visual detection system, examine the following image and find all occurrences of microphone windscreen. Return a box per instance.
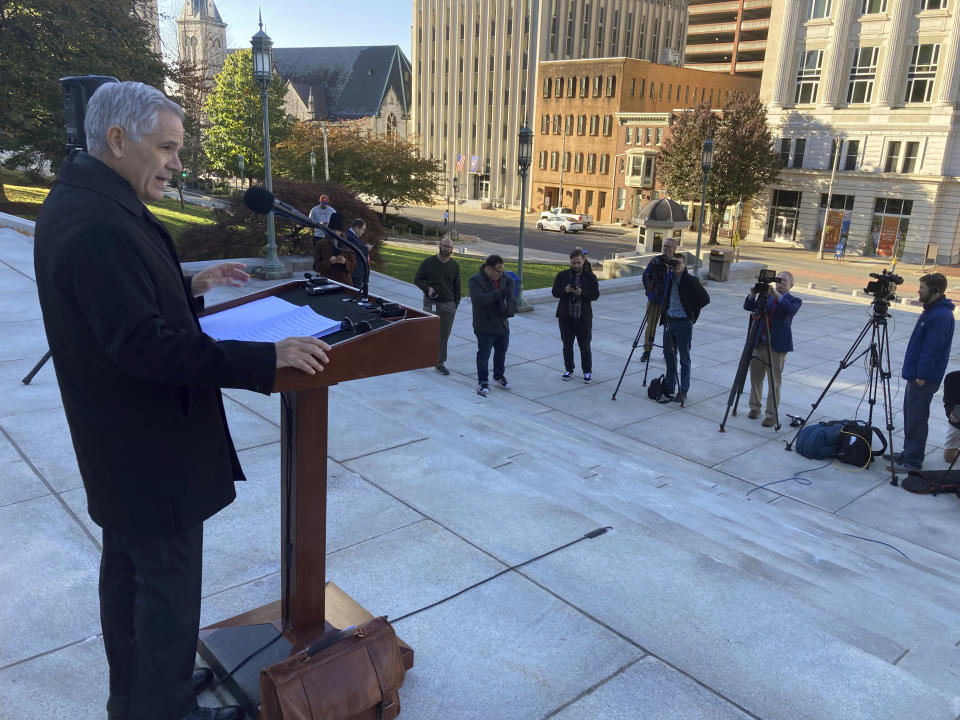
[243,186,275,215]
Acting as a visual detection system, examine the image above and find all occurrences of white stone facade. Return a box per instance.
[757,0,960,263]
[412,0,688,207]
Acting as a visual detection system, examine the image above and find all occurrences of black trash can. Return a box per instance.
[708,249,733,282]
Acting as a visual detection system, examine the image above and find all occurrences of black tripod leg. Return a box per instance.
[21,351,52,385]
[785,318,875,451]
[719,313,763,432]
[611,311,648,401]
[875,322,900,486]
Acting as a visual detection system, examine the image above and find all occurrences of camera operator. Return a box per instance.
[639,238,677,362]
[743,271,801,427]
[887,273,955,473]
[660,254,710,404]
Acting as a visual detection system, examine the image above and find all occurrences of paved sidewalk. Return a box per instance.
[3,218,960,720]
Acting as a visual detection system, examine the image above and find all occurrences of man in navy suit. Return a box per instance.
[743,271,802,427]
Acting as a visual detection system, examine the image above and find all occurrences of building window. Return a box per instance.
[638,15,646,59]
[589,115,599,135]
[883,141,901,172]
[573,189,582,209]
[639,78,646,97]
[539,151,547,169]
[593,75,602,97]
[562,152,571,171]
[905,44,940,103]
[793,138,806,168]
[596,6,605,55]
[600,154,609,174]
[616,187,626,210]
[920,0,946,8]
[884,140,921,172]
[550,151,560,170]
[809,0,832,19]
[795,50,823,104]
[549,0,559,52]
[655,128,663,144]
[556,77,564,97]
[564,114,574,134]
[541,115,550,134]
[587,154,596,173]
[625,12,633,54]
[847,47,879,103]
[779,138,791,167]
[574,153,584,172]
[861,0,887,13]
[543,77,552,97]
[504,89,509,106]
[580,76,589,97]
[602,115,613,136]
[611,9,620,54]
[902,141,920,172]
[566,5,575,55]
[582,3,591,47]
[872,198,913,257]
[645,127,652,144]
[577,115,586,134]
[843,139,860,170]
[625,127,633,143]
[567,76,576,98]
[766,189,802,241]
[606,75,617,97]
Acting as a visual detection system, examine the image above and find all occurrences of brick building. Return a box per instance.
[532,57,758,223]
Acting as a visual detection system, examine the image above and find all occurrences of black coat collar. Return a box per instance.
[59,152,165,230]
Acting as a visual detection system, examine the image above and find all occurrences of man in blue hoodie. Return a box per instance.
[889,273,955,472]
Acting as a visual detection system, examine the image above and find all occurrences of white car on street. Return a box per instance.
[536,215,583,233]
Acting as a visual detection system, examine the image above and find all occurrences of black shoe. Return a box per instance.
[435,363,450,375]
[674,392,686,405]
[182,705,246,720]
[192,667,215,695]
[656,391,674,404]
[493,375,511,389]
[639,350,651,363]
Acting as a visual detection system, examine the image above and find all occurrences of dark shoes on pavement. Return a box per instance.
[761,417,775,427]
[639,350,651,363]
[493,375,511,389]
[747,409,760,419]
[476,384,490,397]
[562,371,573,380]
[182,705,245,720]
[435,363,450,375]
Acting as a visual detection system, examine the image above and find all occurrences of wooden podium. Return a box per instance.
[196,281,439,714]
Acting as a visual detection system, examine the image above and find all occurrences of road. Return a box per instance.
[401,205,636,261]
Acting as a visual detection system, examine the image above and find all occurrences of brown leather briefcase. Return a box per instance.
[259,617,405,720]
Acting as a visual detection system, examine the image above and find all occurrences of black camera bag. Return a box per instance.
[835,420,887,467]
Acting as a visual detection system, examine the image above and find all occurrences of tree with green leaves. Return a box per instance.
[657,92,780,245]
[0,0,166,200]
[334,131,442,219]
[202,49,289,182]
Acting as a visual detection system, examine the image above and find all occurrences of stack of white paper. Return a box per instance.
[200,296,341,342]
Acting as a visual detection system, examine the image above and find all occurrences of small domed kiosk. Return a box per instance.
[635,198,689,254]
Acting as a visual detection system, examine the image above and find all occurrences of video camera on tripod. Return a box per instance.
[864,270,903,314]
[752,268,779,297]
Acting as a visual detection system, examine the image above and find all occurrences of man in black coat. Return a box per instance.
[552,248,600,382]
[468,254,516,396]
[34,82,330,720]
[659,254,710,404]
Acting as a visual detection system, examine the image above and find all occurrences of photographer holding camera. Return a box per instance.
[743,271,801,427]
[887,273,955,473]
[639,238,677,362]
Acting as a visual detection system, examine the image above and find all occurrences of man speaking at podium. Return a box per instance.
[34,82,330,720]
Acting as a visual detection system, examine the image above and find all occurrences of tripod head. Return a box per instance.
[749,268,778,315]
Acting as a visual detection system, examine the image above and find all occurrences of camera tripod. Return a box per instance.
[611,268,672,401]
[784,298,898,487]
[719,288,781,432]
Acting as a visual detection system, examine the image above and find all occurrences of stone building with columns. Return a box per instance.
[756,0,960,263]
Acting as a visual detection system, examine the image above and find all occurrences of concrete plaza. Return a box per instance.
[2,220,959,720]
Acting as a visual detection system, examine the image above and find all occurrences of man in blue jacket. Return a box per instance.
[743,271,802,427]
[889,273,955,472]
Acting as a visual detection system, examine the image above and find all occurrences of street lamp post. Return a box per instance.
[693,132,714,276]
[452,175,459,239]
[237,155,245,190]
[732,196,743,261]
[321,123,330,181]
[250,14,289,279]
[817,136,841,260]
[309,150,316,183]
[515,125,534,312]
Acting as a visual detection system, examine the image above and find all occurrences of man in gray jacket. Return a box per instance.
[469,254,516,396]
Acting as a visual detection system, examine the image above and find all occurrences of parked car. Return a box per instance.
[536,215,583,233]
[548,207,593,228]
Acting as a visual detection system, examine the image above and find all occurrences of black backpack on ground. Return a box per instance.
[901,470,960,497]
[835,420,888,467]
[647,374,666,402]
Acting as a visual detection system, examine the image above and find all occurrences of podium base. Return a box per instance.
[198,582,414,715]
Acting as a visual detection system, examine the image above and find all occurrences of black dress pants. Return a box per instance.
[559,315,592,373]
[100,523,203,720]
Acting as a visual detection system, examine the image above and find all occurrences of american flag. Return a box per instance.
[455,154,465,172]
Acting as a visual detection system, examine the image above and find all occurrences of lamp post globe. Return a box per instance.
[693,133,714,276]
[250,14,289,278]
[514,125,534,312]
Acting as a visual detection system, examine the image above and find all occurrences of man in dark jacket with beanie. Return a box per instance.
[34,82,329,720]
[660,254,710,404]
[469,254,516,396]
[888,273,955,472]
[552,249,600,382]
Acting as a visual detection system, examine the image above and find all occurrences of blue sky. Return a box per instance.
[160,0,413,60]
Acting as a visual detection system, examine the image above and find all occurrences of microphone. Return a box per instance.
[243,186,371,300]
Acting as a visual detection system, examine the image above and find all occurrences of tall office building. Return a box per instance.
[756,0,960,263]
[412,0,688,207]
[684,0,771,76]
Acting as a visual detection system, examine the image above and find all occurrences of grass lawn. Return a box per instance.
[379,243,568,293]
[1,183,214,241]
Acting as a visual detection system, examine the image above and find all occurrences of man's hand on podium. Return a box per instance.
[275,337,331,375]
[190,262,251,296]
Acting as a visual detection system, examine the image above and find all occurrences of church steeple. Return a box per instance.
[176,0,227,81]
